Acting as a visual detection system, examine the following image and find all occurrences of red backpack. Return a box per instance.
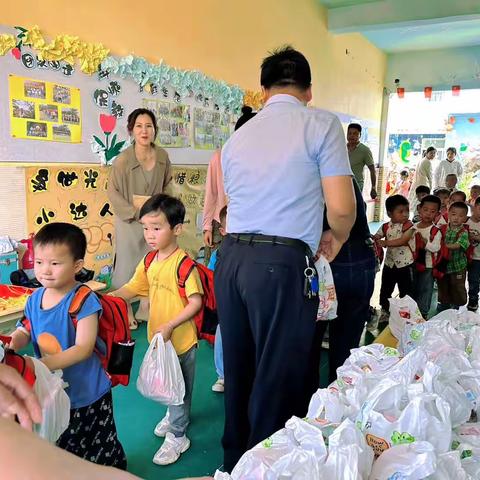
[144,251,217,345]
[69,285,135,387]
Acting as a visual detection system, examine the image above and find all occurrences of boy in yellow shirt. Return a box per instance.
[112,194,203,466]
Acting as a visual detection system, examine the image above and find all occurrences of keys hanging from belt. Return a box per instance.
[303,255,319,299]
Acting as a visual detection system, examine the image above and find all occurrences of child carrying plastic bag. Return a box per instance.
[137,333,185,406]
[31,357,70,443]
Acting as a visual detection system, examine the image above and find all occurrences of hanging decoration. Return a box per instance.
[0,25,246,111]
[91,114,128,166]
[424,86,432,99]
[396,87,405,99]
[100,55,244,112]
[452,85,461,97]
[243,90,264,110]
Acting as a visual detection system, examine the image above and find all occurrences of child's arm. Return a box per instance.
[426,230,442,253]
[446,231,470,251]
[8,329,30,352]
[382,228,414,247]
[156,293,203,342]
[469,230,480,243]
[41,313,98,371]
[109,286,138,300]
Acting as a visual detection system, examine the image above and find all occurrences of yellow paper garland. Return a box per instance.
[244,90,264,110]
[0,34,16,55]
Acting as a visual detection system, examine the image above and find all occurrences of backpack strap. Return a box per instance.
[403,220,414,232]
[68,284,93,328]
[382,222,389,237]
[177,255,196,298]
[144,250,158,272]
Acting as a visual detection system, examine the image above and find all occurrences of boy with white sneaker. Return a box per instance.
[112,194,203,466]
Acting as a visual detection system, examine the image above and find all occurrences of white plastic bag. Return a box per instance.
[31,357,70,443]
[307,387,345,424]
[315,256,337,321]
[388,295,423,340]
[428,451,468,480]
[368,441,436,480]
[136,333,185,405]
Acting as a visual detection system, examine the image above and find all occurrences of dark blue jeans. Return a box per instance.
[468,260,480,307]
[413,268,435,318]
[315,242,376,384]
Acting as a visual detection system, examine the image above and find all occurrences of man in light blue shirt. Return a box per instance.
[215,46,356,472]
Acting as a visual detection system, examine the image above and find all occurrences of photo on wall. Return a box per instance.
[24,80,46,99]
[12,99,35,119]
[62,108,80,124]
[52,124,72,142]
[26,121,48,138]
[39,104,59,122]
[53,85,71,104]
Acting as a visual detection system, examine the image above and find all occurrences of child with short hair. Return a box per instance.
[412,195,442,318]
[9,223,126,469]
[374,195,415,321]
[450,190,467,204]
[446,173,458,192]
[467,196,480,311]
[412,185,431,222]
[209,205,227,393]
[437,202,470,311]
[469,185,480,208]
[434,188,450,225]
[112,194,203,466]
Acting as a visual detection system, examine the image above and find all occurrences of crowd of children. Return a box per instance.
[375,183,480,327]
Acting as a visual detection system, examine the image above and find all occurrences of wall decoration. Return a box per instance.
[168,165,207,258]
[243,90,263,110]
[91,114,128,166]
[193,107,233,150]
[25,165,114,283]
[142,98,191,148]
[9,74,81,142]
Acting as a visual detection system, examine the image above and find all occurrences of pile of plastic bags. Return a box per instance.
[215,297,480,479]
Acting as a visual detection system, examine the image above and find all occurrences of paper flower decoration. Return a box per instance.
[92,114,127,165]
[0,34,16,55]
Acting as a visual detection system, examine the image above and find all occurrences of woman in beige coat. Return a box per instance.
[107,109,172,323]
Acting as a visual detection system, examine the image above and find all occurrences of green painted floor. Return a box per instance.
[113,323,225,480]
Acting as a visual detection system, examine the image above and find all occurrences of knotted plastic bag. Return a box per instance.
[137,333,185,406]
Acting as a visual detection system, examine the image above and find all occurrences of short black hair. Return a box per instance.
[235,106,256,131]
[385,194,409,213]
[415,185,430,195]
[450,190,467,202]
[34,222,86,261]
[435,188,450,197]
[447,147,457,155]
[449,201,468,214]
[419,195,441,210]
[348,123,362,134]
[446,173,458,180]
[139,194,185,228]
[260,45,311,90]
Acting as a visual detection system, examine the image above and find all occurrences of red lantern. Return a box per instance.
[452,85,461,96]
[449,116,456,125]
[469,117,476,124]
[396,87,405,99]
[424,86,432,99]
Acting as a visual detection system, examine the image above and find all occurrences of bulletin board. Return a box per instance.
[0,24,242,166]
[25,165,114,284]
[9,74,81,143]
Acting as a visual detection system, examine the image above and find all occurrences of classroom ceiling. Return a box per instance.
[318,0,480,53]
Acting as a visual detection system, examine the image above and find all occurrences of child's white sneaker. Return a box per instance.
[153,432,190,465]
[154,415,170,437]
[211,377,224,393]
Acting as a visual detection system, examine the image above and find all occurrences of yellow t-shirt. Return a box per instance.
[125,248,203,354]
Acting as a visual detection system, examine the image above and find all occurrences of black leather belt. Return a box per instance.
[229,233,312,255]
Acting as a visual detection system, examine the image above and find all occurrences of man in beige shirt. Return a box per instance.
[347,123,377,199]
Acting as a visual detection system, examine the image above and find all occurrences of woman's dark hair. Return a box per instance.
[34,222,86,261]
[347,123,362,134]
[385,194,409,213]
[235,106,256,131]
[447,147,457,156]
[127,108,158,139]
[139,194,185,228]
[424,146,436,156]
[260,45,311,90]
